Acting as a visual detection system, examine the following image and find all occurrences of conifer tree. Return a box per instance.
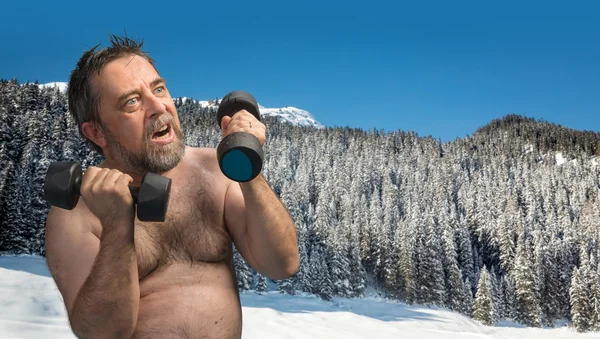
[570,267,592,332]
[503,275,517,320]
[473,266,494,325]
[514,232,541,327]
[255,273,268,295]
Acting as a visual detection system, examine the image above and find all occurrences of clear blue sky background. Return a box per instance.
[1,0,598,141]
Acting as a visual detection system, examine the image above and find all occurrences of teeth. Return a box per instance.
[152,125,170,140]
[154,131,170,140]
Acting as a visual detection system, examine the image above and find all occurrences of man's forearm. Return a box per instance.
[240,173,299,279]
[70,223,139,339]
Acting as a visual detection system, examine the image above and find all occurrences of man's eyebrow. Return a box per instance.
[150,77,166,88]
[116,77,166,105]
[116,89,139,105]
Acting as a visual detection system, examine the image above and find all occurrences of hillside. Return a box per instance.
[1,78,600,333]
[471,113,600,157]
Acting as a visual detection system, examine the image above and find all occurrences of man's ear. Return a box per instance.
[81,121,107,149]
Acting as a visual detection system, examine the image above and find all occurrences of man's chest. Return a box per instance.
[133,175,233,280]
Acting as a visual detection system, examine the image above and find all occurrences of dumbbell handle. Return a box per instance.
[72,174,140,203]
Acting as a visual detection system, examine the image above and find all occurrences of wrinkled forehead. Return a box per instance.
[91,55,159,101]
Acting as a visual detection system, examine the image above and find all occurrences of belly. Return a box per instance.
[132,262,242,339]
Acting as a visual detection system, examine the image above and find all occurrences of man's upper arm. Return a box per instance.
[223,180,260,271]
[45,206,100,317]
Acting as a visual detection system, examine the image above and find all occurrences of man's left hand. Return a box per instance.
[220,111,266,146]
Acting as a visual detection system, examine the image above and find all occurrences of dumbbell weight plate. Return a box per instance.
[137,172,172,222]
[44,161,82,210]
[216,90,261,127]
[217,132,264,182]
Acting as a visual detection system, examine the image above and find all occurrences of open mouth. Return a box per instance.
[151,124,172,141]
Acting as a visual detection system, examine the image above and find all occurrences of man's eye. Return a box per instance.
[126,97,139,105]
[155,86,164,94]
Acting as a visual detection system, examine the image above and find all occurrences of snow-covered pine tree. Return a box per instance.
[489,267,504,323]
[255,273,267,295]
[347,234,367,298]
[382,170,400,298]
[367,185,385,285]
[455,214,475,294]
[328,242,351,298]
[416,211,446,306]
[442,222,468,314]
[308,241,333,301]
[590,269,600,331]
[555,239,575,319]
[503,275,516,320]
[398,216,417,305]
[463,277,474,316]
[499,195,518,276]
[233,247,254,292]
[472,266,494,325]
[538,236,561,326]
[570,266,592,332]
[514,231,542,327]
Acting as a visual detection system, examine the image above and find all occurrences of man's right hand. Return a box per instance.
[46,166,141,339]
[80,167,136,228]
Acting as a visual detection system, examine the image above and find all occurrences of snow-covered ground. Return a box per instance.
[0,255,595,339]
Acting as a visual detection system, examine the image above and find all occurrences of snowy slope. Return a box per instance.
[37,82,68,93]
[0,255,594,339]
[38,82,324,129]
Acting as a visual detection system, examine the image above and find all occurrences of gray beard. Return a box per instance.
[103,123,186,175]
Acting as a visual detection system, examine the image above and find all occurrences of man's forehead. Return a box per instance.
[92,56,159,93]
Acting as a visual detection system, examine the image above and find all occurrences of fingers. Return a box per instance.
[222,110,265,140]
[115,172,134,188]
[80,166,105,193]
[94,169,113,190]
[221,116,232,131]
[81,167,133,195]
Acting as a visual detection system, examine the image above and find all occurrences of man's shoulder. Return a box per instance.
[188,146,217,158]
[184,146,222,176]
[186,146,218,165]
[183,146,232,194]
[45,203,95,236]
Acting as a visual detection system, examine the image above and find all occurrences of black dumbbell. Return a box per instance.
[216,90,264,182]
[43,161,172,222]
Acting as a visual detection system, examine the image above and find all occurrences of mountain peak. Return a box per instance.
[38,82,324,129]
[38,82,68,93]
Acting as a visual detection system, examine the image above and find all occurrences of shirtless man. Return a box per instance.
[44,34,299,339]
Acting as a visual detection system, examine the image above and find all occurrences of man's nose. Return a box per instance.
[145,90,167,119]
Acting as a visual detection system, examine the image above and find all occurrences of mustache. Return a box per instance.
[147,114,174,135]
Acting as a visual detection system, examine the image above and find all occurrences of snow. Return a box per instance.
[556,152,566,166]
[0,255,595,339]
[38,82,324,129]
[37,82,68,93]
[188,99,324,129]
[258,105,324,129]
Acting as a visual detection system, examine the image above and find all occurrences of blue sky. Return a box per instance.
[1,0,598,141]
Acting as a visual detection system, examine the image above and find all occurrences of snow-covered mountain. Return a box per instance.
[39,82,324,129]
[39,82,68,93]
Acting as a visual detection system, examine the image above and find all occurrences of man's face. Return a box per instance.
[91,55,185,174]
